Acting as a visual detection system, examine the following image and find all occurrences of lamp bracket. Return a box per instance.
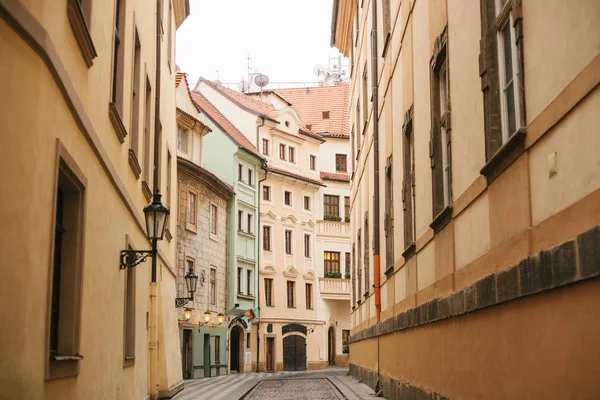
[120,250,153,269]
[175,297,192,308]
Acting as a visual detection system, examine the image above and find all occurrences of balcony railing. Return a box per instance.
[319,277,350,300]
[317,220,350,237]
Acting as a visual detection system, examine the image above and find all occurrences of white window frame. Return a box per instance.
[309,153,317,171]
[284,229,293,255]
[495,0,521,143]
[438,59,451,207]
[209,202,218,241]
[177,126,188,155]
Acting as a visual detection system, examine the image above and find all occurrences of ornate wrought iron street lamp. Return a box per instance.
[119,192,170,269]
[183,308,193,321]
[175,269,198,308]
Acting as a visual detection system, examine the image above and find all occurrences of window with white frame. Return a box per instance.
[495,0,521,142]
[177,126,188,153]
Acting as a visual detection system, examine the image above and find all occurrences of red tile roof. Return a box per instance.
[320,171,350,182]
[266,164,324,186]
[275,84,350,136]
[198,78,278,120]
[191,92,263,160]
[176,72,202,113]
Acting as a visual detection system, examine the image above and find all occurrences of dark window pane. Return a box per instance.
[502,24,513,83]
[506,83,516,136]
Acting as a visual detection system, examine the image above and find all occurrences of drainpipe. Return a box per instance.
[371,0,382,394]
[149,1,162,398]
[256,117,267,372]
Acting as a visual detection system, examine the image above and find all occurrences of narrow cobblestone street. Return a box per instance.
[173,367,380,400]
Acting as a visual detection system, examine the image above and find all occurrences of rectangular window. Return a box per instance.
[247,333,251,348]
[381,0,391,56]
[263,185,271,201]
[111,0,126,113]
[263,226,271,251]
[238,164,243,182]
[323,195,340,219]
[247,213,253,234]
[285,230,292,254]
[480,0,524,161]
[279,144,286,160]
[304,195,311,211]
[430,31,452,219]
[344,196,350,221]
[186,258,194,272]
[124,253,136,363]
[167,1,173,69]
[211,204,218,235]
[262,138,269,155]
[356,100,361,140]
[284,191,292,206]
[335,154,347,172]
[403,110,416,249]
[246,269,252,295]
[130,28,142,154]
[265,278,273,306]
[362,64,369,132]
[238,210,243,232]
[237,268,243,294]
[287,281,295,308]
[322,111,330,119]
[304,234,310,258]
[345,252,351,277]
[48,153,86,377]
[288,147,295,163]
[385,158,394,270]
[210,268,216,305]
[324,251,341,275]
[357,230,362,299]
[310,155,316,170]
[248,169,253,186]
[177,127,187,153]
[364,213,370,293]
[142,77,153,185]
[305,283,313,309]
[166,151,172,216]
[188,192,196,226]
[352,245,356,304]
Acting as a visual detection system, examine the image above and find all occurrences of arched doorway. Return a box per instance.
[229,326,243,373]
[328,326,335,365]
[283,334,306,371]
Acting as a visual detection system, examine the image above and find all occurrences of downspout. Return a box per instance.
[256,116,266,372]
[371,0,382,394]
[150,1,162,398]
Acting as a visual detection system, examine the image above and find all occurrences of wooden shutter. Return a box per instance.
[479,0,502,160]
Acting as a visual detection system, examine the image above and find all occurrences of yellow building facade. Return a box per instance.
[0,0,189,398]
[332,0,600,398]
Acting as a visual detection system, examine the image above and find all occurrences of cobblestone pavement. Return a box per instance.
[173,367,381,400]
[243,378,345,400]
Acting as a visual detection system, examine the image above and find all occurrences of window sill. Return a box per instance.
[381,32,392,58]
[124,356,135,368]
[142,181,152,202]
[238,230,256,239]
[429,205,453,233]
[109,102,128,144]
[67,0,96,67]
[402,242,416,259]
[238,294,255,300]
[164,228,172,242]
[480,128,526,184]
[185,224,198,234]
[209,233,218,242]
[384,263,394,277]
[47,354,82,380]
[128,149,142,180]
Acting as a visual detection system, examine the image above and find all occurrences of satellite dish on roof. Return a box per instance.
[254,74,269,88]
[237,79,249,93]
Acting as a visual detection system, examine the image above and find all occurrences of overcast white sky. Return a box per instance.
[175,0,342,87]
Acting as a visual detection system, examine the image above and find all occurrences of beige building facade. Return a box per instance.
[0,0,189,399]
[332,0,600,398]
[195,80,354,371]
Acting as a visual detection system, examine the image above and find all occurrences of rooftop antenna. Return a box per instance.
[215,69,221,85]
[246,54,252,86]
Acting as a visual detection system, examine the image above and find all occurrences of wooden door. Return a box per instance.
[182,329,193,379]
[283,335,306,371]
[203,334,210,377]
[266,337,274,372]
[230,328,240,372]
[328,326,335,365]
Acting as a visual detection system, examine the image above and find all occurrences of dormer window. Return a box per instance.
[322,111,330,119]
